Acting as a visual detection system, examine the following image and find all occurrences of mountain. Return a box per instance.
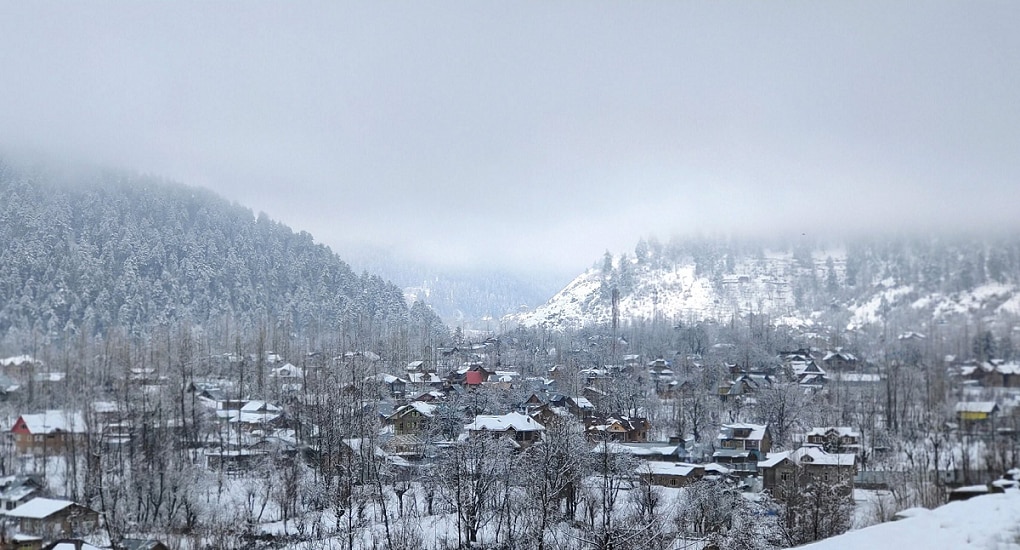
[0,159,446,346]
[507,235,1020,332]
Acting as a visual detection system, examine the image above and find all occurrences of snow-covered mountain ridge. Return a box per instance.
[506,237,1020,331]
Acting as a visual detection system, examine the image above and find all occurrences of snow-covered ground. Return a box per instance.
[803,489,1020,550]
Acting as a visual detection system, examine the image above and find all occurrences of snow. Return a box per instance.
[4,497,74,519]
[801,490,1020,550]
[0,355,39,366]
[954,401,997,414]
[52,543,101,550]
[464,412,544,432]
[507,256,804,329]
[17,410,86,434]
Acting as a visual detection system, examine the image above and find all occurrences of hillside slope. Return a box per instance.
[0,159,445,343]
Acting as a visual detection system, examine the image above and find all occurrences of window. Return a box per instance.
[780,471,791,482]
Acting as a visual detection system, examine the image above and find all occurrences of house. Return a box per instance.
[225,401,290,433]
[189,384,245,411]
[585,415,650,443]
[822,349,858,371]
[0,355,41,381]
[10,411,87,456]
[0,475,45,511]
[388,402,437,436]
[790,361,828,387]
[406,372,443,391]
[385,402,437,458]
[269,363,304,379]
[3,498,99,541]
[0,373,21,398]
[369,373,408,398]
[718,373,773,401]
[805,427,862,457]
[758,446,856,501]
[959,360,1020,388]
[955,401,999,431]
[636,461,706,488]
[713,423,771,472]
[464,412,545,448]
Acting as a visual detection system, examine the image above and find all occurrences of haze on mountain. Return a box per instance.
[2,1,1019,289]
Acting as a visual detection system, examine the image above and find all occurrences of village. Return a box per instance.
[0,323,1018,549]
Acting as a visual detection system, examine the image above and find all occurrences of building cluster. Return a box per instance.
[0,343,885,547]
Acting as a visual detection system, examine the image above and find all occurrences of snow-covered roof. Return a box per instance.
[757,450,790,468]
[638,462,701,477]
[806,426,860,438]
[823,350,857,362]
[407,372,441,384]
[16,410,86,434]
[718,423,768,441]
[465,412,545,433]
[955,401,998,414]
[792,446,856,466]
[4,497,75,519]
[0,355,39,367]
[241,400,282,413]
[758,446,856,468]
[391,401,437,419]
[592,441,684,458]
[53,543,101,550]
[270,363,303,377]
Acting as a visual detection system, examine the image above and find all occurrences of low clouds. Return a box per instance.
[2,2,1018,275]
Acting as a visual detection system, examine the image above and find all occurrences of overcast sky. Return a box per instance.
[2,2,1018,276]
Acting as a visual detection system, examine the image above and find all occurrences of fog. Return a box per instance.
[2,2,1018,276]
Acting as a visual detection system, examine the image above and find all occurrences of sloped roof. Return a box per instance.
[17,411,86,434]
[955,401,998,414]
[50,542,102,550]
[465,412,545,432]
[0,355,39,367]
[806,426,860,438]
[718,423,768,441]
[638,461,701,477]
[5,497,75,519]
[759,446,856,468]
[793,446,856,466]
[240,400,281,412]
[390,401,437,420]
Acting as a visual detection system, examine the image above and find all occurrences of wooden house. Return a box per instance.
[3,498,98,541]
[10,411,87,456]
[713,423,771,472]
[758,446,856,502]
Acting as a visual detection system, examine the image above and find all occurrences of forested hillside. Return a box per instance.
[511,234,1020,334]
[0,159,446,347]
